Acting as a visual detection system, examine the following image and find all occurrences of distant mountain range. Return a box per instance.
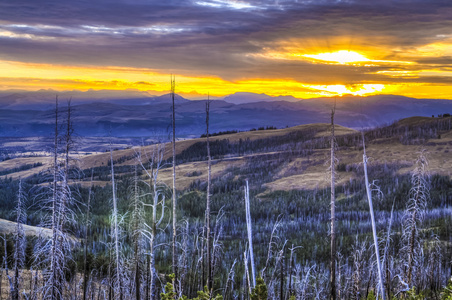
[0,90,451,137]
[223,92,299,104]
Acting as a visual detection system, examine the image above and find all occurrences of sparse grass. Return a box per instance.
[157,157,245,190]
[0,269,110,300]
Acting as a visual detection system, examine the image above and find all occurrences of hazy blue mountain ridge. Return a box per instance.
[0,91,450,137]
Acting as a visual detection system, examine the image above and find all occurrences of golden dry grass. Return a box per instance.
[0,156,50,181]
[395,116,436,127]
[0,123,355,180]
[77,180,109,188]
[0,157,50,172]
[1,120,450,194]
[0,269,107,300]
[149,156,245,190]
[0,219,53,239]
[0,219,79,244]
[263,149,353,192]
[0,269,36,300]
[78,123,357,169]
[262,129,452,192]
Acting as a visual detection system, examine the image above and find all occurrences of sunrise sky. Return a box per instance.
[1,0,452,99]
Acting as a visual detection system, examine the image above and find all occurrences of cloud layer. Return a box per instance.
[1,0,452,98]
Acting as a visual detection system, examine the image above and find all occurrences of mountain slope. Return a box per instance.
[0,91,451,137]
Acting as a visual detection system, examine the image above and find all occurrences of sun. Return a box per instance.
[304,83,387,96]
[301,50,370,64]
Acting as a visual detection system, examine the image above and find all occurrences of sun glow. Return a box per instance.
[304,84,387,96]
[257,49,413,66]
[301,50,370,64]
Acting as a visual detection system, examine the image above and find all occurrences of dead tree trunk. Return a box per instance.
[362,134,385,300]
[12,179,25,300]
[171,75,178,284]
[44,98,75,300]
[287,245,294,299]
[110,147,123,300]
[49,95,62,300]
[136,144,166,300]
[1,235,9,300]
[405,151,428,287]
[383,204,394,300]
[132,166,141,300]
[83,170,94,300]
[205,98,213,291]
[245,180,256,288]
[61,99,73,233]
[329,106,336,300]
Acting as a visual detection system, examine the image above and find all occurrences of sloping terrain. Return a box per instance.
[1,123,356,182]
[1,116,451,194]
[0,218,53,238]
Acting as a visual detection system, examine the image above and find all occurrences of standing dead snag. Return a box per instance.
[83,170,93,300]
[0,235,9,300]
[245,180,256,289]
[351,238,367,300]
[205,97,213,291]
[136,143,166,300]
[133,167,141,300]
[223,259,237,299]
[404,150,429,288]
[50,95,61,300]
[58,99,74,296]
[362,134,385,300]
[130,165,145,300]
[61,99,73,235]
[244,250,251,297]
[110,147,123,299]
[40,96,76,300]
[329,105,337,300]
[171,75,178,284]
[12,179,26,300]
[286,244,298,299]
[383,203,395,299]
[45,95,65,300]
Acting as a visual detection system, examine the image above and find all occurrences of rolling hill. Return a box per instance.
[0,218,53,239]
[1,116,451,194]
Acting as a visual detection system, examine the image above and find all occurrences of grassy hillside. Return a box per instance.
[2,116,450,192]
[0,218,53,238]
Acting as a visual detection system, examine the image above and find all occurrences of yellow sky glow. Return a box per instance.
[0,58,451,99]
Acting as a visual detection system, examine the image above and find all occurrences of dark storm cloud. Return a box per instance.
[1,0,452,83]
